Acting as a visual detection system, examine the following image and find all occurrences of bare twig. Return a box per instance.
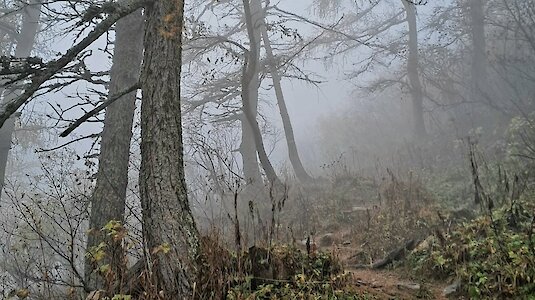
[0,0,150,127]
[59,82,139,137]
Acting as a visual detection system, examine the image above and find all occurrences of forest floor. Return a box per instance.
[318,235,451,299]
[213,173,534,299]
[311,176,454,298]
[345,267,447,299]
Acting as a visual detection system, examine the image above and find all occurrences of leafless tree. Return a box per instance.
[0,0,41,197]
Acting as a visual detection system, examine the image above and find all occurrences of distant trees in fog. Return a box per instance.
[0,0,534,298]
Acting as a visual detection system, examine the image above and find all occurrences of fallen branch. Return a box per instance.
[350,238,421,270]
[372,239,420,269]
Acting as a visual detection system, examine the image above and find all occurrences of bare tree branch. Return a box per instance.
[0,0,150,128]
[59,82,139,137]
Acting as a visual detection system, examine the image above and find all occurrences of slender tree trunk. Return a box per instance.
[0,0,40,197]
[242,0,280,185]
[240,0,263,187]
[259,12,313,183]
[241,129,262,183]
[0,116,16,196]
[139,0,199,297]
[469,0,487,101]
[84,10,143,291]
[402,0,426,138]
[240,113,262,186]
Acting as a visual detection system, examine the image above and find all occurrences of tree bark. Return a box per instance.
[402,0,426,138]
[0,0,40,197]
[139,0,199,297]
[242,0,280,186]
[84,10,143,291]
[259,11,313,183]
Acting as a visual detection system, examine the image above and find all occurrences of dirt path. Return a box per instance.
[343,266,449,299]
[332,244,449,299]
[313,222,452,298]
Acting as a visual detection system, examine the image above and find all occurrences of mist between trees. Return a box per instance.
[0,0,534,299]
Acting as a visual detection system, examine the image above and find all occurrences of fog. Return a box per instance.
[0,0,534,299]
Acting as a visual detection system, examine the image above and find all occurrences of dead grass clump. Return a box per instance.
[347,172,440,265]
[196,233,235,300]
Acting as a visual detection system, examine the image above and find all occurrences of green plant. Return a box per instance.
[225,244,375,299]
[409,197,535,298]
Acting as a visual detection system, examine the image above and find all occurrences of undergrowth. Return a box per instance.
[226,271,368,300]
[408,196,535,298]
[199,238,373,299]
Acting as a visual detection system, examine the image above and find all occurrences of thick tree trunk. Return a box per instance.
[139,0,199,297]
[0,0,40,198]
[402,0,426,138]
[259,14,313,183]
[242,0,280,186]
[84,10,143,291]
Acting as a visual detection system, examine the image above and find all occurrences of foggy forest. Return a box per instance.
[0,0,534,299]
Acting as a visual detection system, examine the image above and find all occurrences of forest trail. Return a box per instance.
[344,266,448,299]
[313,229,452,299]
